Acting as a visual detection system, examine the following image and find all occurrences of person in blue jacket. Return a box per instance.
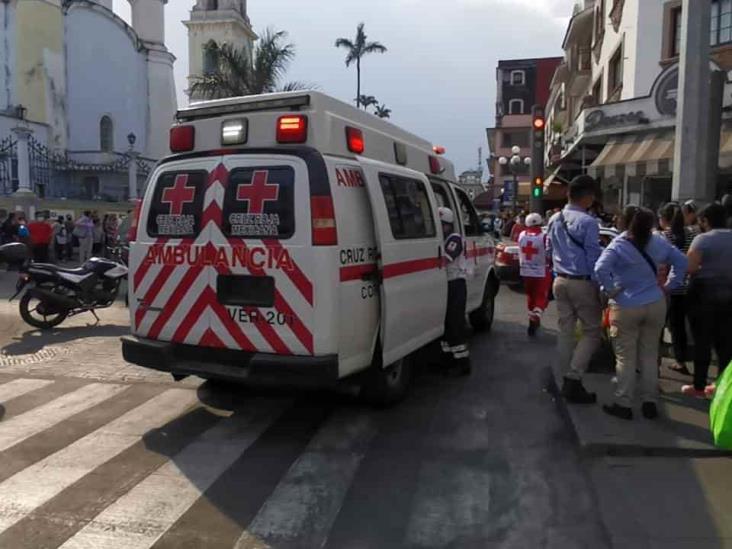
[594,206,688,420]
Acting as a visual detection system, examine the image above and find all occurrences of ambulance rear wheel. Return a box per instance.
[361,346,412,407]
[469,280,497,333]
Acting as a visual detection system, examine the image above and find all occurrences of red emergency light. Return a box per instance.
[277,115,308,143]
[345,126,365,154]
[429,155,444,174]
[170,125,195,153]
[311,196,338,246]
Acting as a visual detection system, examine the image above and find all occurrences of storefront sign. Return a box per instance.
[655,66,679,116]
[585,109,648,132]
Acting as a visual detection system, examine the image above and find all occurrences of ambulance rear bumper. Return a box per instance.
[121,335,339,388]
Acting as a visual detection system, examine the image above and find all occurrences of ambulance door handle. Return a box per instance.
[437,246,443,268]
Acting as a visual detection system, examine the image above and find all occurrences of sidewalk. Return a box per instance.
[550,364,729,457]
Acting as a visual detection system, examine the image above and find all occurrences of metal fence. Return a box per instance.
[0,137,17,195]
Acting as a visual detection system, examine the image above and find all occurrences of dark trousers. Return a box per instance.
[444,278,469,368]
[32,244,48,263]
[667,293,690,363]
[54,242,65,261]
[688,280,732,390]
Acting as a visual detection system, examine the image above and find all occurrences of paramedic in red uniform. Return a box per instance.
[518,213,552,336]
[439,207,471,377]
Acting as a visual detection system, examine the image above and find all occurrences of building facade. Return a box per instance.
[0,0,176,217]
[546,0,732,213]
[487,57,562,210]
[184,0,257,98]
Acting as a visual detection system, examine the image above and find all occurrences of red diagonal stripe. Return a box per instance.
[215,263,291,355]
[198,328,225,348]
[207,163,229,188]
[171,286,211,344]
[234,241,313,354]
[134,263,176,331]
[147,264,205,340]
[263,239,313,306]
[273,289,313,354]
[132,237,164,291]
[209,298,258,352]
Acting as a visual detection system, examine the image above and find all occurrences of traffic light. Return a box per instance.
[532,176,543,199]
[530,105,546,213]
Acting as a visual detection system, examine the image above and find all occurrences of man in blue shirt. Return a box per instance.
[547,175,603,404]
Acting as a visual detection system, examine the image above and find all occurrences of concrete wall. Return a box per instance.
[65,5,148,155]
[0,1,17,112]
[14,0,66,149]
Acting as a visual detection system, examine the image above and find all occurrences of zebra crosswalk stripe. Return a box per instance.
[0,378,54,402]
[0,382,126,453]
[59,401,289,549]
[0,388,199,535]
[241,410,378,549]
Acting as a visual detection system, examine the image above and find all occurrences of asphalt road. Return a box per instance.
[0,280,610,549]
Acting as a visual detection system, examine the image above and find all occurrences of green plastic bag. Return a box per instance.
[710,361,732,449]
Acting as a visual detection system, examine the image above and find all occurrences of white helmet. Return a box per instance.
[438,207,455,224]
[525,213,543,227]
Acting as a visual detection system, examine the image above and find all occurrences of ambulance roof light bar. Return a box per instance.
[177,95,311,122]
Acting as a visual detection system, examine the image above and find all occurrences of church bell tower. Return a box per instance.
[127,0,178,160]
[184,0,257,98]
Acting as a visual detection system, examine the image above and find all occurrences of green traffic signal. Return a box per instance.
[532,187,542,198]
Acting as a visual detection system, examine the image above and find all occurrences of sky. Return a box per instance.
[116,0,575,175]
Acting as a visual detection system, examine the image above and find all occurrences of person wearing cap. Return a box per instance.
[518,212,551,336]
[439,207,471,377]
[547,175,603,404]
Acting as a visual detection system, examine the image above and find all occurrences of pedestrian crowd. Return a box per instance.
[512,175,732,421]
[0,210,120,266]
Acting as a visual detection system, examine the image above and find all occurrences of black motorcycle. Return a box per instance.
[0,242,129,330]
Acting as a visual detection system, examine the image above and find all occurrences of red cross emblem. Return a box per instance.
[521,241,539,261]
[161,174,196,216]
[236,170,280,214]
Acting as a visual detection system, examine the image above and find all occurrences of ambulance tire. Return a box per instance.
[469,279,497,333]
[361,344,413,407]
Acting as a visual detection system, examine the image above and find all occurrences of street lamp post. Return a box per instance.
[498,146,532,213]
[127,132,139,201]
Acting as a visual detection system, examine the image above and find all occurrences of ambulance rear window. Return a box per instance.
[379,174,436,239]
[147,171,206,238]
[222,166,295,239]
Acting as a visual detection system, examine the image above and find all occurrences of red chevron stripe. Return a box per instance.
[263,239,314,306]
[147,263,205,340]
[199,328,225,348]
[132,237,164,291]
[171,286,212,344]
[134,263,176,331]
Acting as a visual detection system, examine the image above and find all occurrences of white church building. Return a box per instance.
[0,0,176,210]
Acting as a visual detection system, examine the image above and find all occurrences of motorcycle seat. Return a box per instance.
[30,263,88,275]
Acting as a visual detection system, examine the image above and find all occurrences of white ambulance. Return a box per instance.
[122,91,499,404]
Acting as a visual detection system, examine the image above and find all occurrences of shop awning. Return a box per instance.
[588,131,675,179]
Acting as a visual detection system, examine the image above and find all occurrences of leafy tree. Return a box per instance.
[335,23,387,108]
[189,28,309,99]
[374,104,391,119]
[357,95,378,109]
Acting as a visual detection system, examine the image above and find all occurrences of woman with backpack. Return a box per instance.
[594,207,688,420]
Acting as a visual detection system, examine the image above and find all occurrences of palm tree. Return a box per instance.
[189,28,309,99]
[374,104,391,119]
[335,23,387,108]
[357,95,378,109]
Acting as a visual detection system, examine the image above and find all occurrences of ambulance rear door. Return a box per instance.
[360,159,447,366]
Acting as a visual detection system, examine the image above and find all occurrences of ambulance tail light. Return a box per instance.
[311,196,338,246]
[127,199,142,243]
[277,115,308,143]
[170,125,195,153]
[429,155,444,174]
[345,126,365,154]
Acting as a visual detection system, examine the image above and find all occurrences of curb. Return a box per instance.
[543,366,732,458]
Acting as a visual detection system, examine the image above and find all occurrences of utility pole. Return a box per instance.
[672,0,712,202]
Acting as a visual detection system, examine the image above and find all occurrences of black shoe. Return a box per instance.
[641,402,658,419]
[561,378,597,404]
[603,403,633,420]
[528,319,539,337]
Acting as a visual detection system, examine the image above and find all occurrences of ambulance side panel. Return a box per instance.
[359,158,448,367]
[327,157,380,376]
[452,186,496,312]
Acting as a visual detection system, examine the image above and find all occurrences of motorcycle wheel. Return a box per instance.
[19,292,68,330]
